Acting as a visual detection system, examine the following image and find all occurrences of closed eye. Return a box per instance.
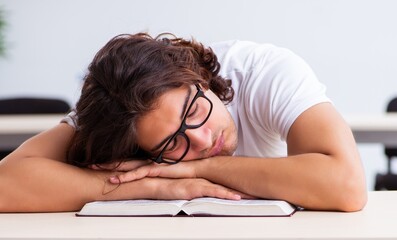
[165,138,179,152]
[187,103,198,118]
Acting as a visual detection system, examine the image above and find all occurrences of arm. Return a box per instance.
[112,103,367,211]
[198,103,367,211]
[0,124,242,212]
[196,41,366,211]
[0,124,150,212]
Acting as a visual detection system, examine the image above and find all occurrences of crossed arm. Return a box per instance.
[0,102,367,212]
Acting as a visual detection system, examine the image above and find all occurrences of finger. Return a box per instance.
[112,162,186,183]
[110,164,160,184]
[201,184,242,200]
[210,185,254,199]
[239,193,258,199]
[89,162,122,170]
[209,188,242,200]
[113,160,152,171]
[200,181,258,200]
[90,159,151,171]
[231,190,256,199]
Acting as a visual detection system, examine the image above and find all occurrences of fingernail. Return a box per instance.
[233,194,241,200]
[109,176,120,184]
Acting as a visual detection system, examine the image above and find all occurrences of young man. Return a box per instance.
[0,33,367,212]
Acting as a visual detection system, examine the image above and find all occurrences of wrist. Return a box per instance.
[141,177,161,199]
[195,158,211,178]
[92,170,158,201]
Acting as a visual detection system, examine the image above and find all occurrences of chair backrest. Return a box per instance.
[385,97,397,160]
[386,97,397,112]
[0,98,70,114]
[0,97,71,159]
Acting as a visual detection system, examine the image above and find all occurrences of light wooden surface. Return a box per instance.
[0,191,396,239]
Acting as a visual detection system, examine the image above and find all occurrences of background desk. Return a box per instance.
[0,191,396,239]
[1,114,397,149]
[0,114,63,149]
[345,113,397,146]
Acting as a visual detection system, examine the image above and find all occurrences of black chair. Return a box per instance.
[0,98,70,114]
[0,97,70,160]
[374,97,397,190]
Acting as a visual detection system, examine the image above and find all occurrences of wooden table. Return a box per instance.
[0,191,396,239]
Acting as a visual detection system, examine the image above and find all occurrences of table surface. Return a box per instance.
[0,191,396,240]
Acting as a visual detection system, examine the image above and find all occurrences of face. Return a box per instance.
[136,84,238,162]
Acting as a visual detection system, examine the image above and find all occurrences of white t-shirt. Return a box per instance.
[210,40,330,158]
[63,40,330,159]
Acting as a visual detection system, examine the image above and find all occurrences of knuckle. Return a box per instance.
[146,168,155,177]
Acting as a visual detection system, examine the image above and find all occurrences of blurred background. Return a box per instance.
[0,0,396,190]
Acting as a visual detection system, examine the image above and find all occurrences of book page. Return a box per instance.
[182,197,296,216]
[188,197,292,207]
[78,199,188,216]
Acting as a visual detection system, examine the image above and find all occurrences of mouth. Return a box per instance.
[209,132,225,157]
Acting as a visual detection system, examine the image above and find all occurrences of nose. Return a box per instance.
[185,127,212,152]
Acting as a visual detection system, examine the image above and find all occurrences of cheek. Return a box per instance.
[136,119,164,152]
[182,151,204,161]
[210,103,230,127]
[211,103,237,150]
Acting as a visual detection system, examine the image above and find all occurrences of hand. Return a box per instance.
[108,160,200,184]
[151,177,247,200]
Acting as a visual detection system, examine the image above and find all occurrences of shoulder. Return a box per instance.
[209,40,276,54]
[209,40,301,76]
[215,40,330,140]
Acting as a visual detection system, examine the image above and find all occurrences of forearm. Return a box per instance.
[198,153,367,211]
[0,157,155,212]
[197,104,367,211]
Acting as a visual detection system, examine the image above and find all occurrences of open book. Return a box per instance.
[76,197,296,217]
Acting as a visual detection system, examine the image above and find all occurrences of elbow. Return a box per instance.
[0,184,18,213]
[0,175,9,212]
[0,187,11,213]
[0,199,12,213]
[336,187,367,212]
[0,197,4,212]
[325,149,367,212]
[333,165,368,212]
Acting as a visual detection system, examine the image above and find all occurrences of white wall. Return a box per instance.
[1,0,397,189]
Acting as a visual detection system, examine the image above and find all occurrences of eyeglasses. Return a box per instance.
[151,84,213,164]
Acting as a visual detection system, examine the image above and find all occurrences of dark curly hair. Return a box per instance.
[67,32,234,167]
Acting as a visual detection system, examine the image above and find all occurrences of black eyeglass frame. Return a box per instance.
[151,84,213,164]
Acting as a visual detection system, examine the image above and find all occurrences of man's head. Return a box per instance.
[68,32,236,167]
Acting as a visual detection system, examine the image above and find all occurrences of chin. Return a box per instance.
[220,144,237,157]
[223,124,238,155]
[224,135,238,156]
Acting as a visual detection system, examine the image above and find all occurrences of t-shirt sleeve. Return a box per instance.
[243,45,331,141]
[60,110,77,129]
